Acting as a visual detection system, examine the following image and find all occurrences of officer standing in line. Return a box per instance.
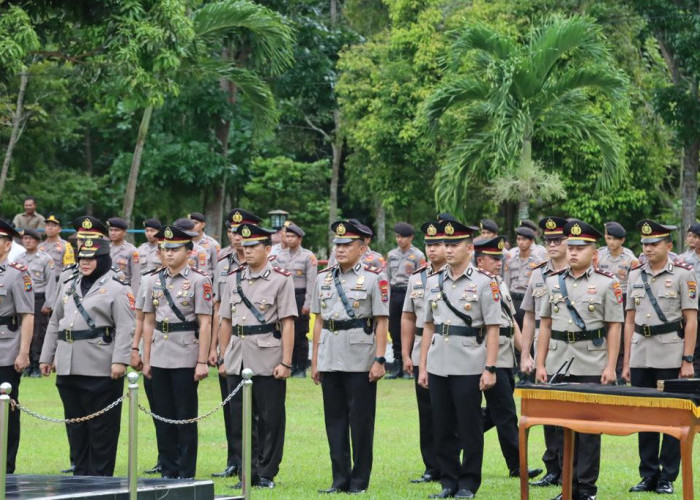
[174,218,211,275]
[536,220,623,500]
[142,224,212,479]
[311,220,389,494]
[622,220,697,495]
[0,218,34,474]
[21,229,56,377]
[386,223,425,379]
[474,235,542,480]
[275,222,318,377]
[137,219,163,276]
[520,216,569,488]
[417,219,500,500]
[189,212,220,276]
[402,220,446,485]
[478,219,499,239]
[218,223,297,489]
[39,214,75,284]
[209,208,261,479]
[108,217,140,293]
[328,219,386,270]
[678,222,700,375]
[504,225,544,328]
[517,220,548,261]
[40,238,134,477]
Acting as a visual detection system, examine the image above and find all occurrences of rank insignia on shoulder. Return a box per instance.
[228,265,246,276]
[595,268,614,278]
[413,264,428,275]
[318,265,335,274]
[273,266,291,276]
[10,262,27,272]
[534,261,547,269]
[364,265,381,274]
[478,268,494,279]
[631,263,643,271]
[674,261,693,270]
[113,276,130,286]
[190,267,207,276]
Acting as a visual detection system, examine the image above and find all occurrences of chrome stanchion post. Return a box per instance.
[0,382,12,500]
[127,372,139,500]
[241,369,254,500]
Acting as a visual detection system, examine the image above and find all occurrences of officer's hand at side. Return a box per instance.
[130,350,143,371]
[417,367,428,389]
[535,366,548,384]
[600,366,616,385]
[273,364,291,380]
[218,363,226,376]
[520,353,535,374]
[194,363,209,381]
[142,363,152,379]
[621,365,631,383]
[39,363,52,377]
[403,357,414,376]
[680,361,695,379]
[311,361,321,385]
[479,370,496,391]
[41,306,51,315]
[208,351,218,367]
[14,352,30,373]
[369,361,386,383]
[111,363,126,380]
[301,306,310,315]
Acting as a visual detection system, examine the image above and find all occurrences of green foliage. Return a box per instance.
[0,3,39,76]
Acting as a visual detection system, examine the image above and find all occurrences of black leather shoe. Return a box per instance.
[428,488,456,499]
[61,465,76,474]
[531,471,560,487]
[347,488,366,494]
[655,480,673,494]
[212,465,238,478]
[578,494,597,500]
[454,489,475,499]
[510,467,543,478]
[411,472,438,483]
[256,477,275,488]
[318,487,346,494]
[385,369,403,379]
[550,494,562,500]
[629,476,657,492]
[143,463,162,475]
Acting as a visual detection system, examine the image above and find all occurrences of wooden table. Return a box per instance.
[516,384,700,500]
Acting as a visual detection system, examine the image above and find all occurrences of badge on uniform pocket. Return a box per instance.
[592,337,604,347]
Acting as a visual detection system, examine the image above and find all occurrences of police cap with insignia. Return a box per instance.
[687,222,700,237]
[157,225,197,249]
[285,223,305,237]
[188,212,206,223]
[331,220,368,244]
[636,219,676,244]
[421,221,443,244]
[173,217,196,231]
[564,220,602,246]
[539,216,567,239]
[0,218,20,240]
[77,238,110,258]
[515,226,536,240]
[143,218,161,230]
[23,228,42,241]
[72,216,109,239]
[474,235,506,259]
[479,219,499,234]
[394,222,415,237]
[439,219,478,242]
[45,214,61,226]
[226,208,261,230]
[236,224,276,246]
[107,217,128,230]
[604,221,626,239]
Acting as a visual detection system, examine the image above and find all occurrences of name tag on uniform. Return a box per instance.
[632,284,644,289]
[431,287,440,293]
[321,285,331,290]
[535,282,544,287]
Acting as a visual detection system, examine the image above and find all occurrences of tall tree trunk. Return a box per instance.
[682,139,699,237]
[328,0,342,246]
[517,136,533,221]
[0,71,29,198]
[375,199,385,245]
[85,127,94,215]
[122,105,153,226]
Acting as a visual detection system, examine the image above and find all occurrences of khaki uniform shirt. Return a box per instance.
[492,277,516,368]
[626,259,697,369]
[220,262,298,376]
[311,262,389,372]
[327,247,386,270]
[188,241,213,276]
[275,246,318,309]
[678,250,700,282]
[111,241,140,294]
[192,235,218,277]
[424,265,502,376]
[214,252,244,302]
[23,250,57,309]
[0,261,35,366]
[504,249,544,294]
[38,238,75,281]
[540,267,624,376]
[40,270,134,376]
[402,265,434,365]
[387,245,426,288]
[137,242,161,276]
[597,247,638,294]
[521,261,554,363]
[142,266,213,369]
[13,212,45,230]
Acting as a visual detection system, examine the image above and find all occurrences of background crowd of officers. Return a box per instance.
[1,195,699,499]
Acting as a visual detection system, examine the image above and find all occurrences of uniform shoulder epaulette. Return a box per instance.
[228,265,246,276]
[268,255,278,262]
[477,268,495,279]
[9,262,27,272]
[534,261,547,270]
[318,265,335,274]
[674,261,693,270]
[364,265,381,274]
[551,268,566,276]
[594,268,614,278]
[63,263,77,271]
[412,264,429,275]
[273,266,291,276]
[147,266,163,275]
[113,275,130,286]
[190,267,207,276]
[630,262,643,271]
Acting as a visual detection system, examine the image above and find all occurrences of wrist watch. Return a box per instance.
[682,355,695,363]
[374,356,386,365]
[484,365,497,374]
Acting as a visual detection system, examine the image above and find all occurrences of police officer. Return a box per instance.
[275,222,317,377]
[108,217,140,293]
[174,218,211,276]
[517,220,548,261]
[137,218,163,276]
[39,214,75,283]
[520,216,569,487]
[328,219,386,270]
[218,223,297,489]
[598,222,638,298]
[479,219,499,239]
[21,229,56,377]
[142,224,213,479]
[623,220,697,495]
[504,225,544,328]
[536,220,624,500]
[311,220,389,494]
[40,237,133,476]
[189,212,219,276]
[0,218,34,474]
[418,219,500,500]
[402,220,446,484]
[386,222,425,379]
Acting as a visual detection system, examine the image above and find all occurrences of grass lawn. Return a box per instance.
[10,370,700,499]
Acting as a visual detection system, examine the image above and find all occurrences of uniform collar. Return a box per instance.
[167,265,190,279]
[564,266,593,280]
[337,261,362,275]
[245,261,272,280]
[446,264,476,281]
[643,258,674,276]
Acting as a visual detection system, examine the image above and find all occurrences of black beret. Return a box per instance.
[23,229,42,241]
[393,222,415,237]
[688,222,700,236]
[107,217,128,230]
[604,221,626,238]
[519,220,538,232]
[174,218,195,230]
[515,227,536,240]
[188,212,206,222]
[479,219,499,233]
[143,218,161,230]
[285,223,305,237]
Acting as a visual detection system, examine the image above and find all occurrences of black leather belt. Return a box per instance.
[552,328,605,343]
[156,320,199,333]
[510,292,525,301]
[0,315,17,326]
[35,292,46,300]
[391,285,407,292]
[233,323,279,337]
[323,318,372,331]
[58,327,111,342]
[635,321,683,337]
[435,324,483,337]
[415,327,424,337]
[499,326,514,338]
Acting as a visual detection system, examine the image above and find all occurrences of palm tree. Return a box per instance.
[424,15,627,221]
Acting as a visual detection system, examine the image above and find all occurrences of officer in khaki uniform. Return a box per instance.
[504,225,545,328]
[622,220,697,495]
[108,217,141,294]
[137,219,163,275]
[275,222,317,377]
[311,220,389,494]
[21,229,56,377]
[189,212,220,277]
[536,220,624,500]
[40,238,134,476]
[0,218,35,474]
[174,218,211,275]
[39,214,75,282]
[142,224,212,479]
[418,219,501,500]
[326,219,386,270]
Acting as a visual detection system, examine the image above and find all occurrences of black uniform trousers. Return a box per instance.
[542,424,562,476]
[553,375,602,496]
[429,373,484,493]
[228,373,286,480]
[0,366,20,473]
[29,293,48,367]
[631,367,681,482]
[389,287,407,365]
[321,371,377,491]
[143,373,163,467]
[293,289,310,370]
[483,367,519,472]
[56,375,124,476]
[218,373,237,468]
[150,367,199,478]
[413,367,439,477]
